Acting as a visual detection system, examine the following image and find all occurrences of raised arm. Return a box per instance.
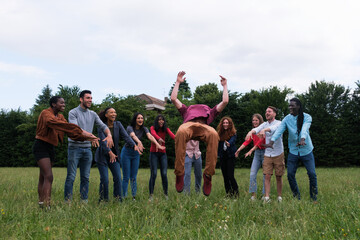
[216,75,229,113]
[170,71,186,109]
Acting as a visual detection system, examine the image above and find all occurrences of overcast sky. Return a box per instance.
[1,0,359,111]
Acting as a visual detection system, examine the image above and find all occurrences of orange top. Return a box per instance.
[35,107,86,146]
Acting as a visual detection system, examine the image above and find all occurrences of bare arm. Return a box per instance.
[235,144,246,157]
[170,71,186,109]
[216,75,229,113]
[130,132,144,153]
[244,145,258,158]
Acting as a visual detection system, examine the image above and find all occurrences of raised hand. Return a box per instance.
[177,71,186,83]
[219,75,227,87]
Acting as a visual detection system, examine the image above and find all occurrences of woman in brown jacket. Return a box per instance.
[33,96,97,209]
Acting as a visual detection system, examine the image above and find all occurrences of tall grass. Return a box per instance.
[0,167,359,239]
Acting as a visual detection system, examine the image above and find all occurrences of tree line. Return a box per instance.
[1,80,359,168]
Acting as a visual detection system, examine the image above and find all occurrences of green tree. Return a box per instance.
[299,80,352,166]
[31,85,53,115]
[168,79,192,104]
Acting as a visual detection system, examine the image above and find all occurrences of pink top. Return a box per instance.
[242,133,266,150]
[178,104,219,125]
[150,126,175,153]
[185,140,201,159]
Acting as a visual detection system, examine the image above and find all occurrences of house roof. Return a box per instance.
[136,94,166,111]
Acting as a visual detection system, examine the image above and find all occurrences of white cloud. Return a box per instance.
[0,0,359,110]
[0,62,51,79]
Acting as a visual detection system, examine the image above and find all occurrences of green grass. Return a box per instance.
[0,167,359,239]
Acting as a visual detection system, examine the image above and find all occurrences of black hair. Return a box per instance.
[98,107,113,124]
[49,96,62,107]
[290,97,304,135]
[80,90,92,98]
[131,112,144,129]
[154,114,167,132]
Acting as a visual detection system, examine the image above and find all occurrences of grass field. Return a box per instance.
[0,167,359,239]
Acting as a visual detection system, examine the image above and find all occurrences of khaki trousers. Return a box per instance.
[174,122,219,176]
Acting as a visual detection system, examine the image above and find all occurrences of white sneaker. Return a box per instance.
[149,195,153,202]
[250,196,256,201]
[277,196,282,202]
[263,196,271,203]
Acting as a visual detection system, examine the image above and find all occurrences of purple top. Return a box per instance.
[178,104,219,125]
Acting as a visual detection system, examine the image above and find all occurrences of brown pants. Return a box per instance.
[174,122,219,176]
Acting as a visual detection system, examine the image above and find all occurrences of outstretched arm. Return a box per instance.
[170,71,186,109]
[216,75,229,113]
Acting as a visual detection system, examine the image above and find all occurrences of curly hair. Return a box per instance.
[216,116,236,141]
[49,96,62,107]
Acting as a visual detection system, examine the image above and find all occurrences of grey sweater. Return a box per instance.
[68,105,108,148]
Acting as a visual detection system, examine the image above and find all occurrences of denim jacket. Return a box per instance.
[95,121,135,164]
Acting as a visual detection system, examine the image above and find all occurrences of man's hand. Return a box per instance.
[296,138,306,147]
[257,130,266,139]
[177,71,186,83]
[91,139,99,147]
[245,131,254,141]
[262,141,274,149]
[103,135,114,148]
[219,75,227,87]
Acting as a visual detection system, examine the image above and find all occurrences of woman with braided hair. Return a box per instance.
[265,97,318,202]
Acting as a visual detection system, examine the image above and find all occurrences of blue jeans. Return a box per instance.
[184,154,202,194]
[249,149,265,194]
[287,151,318,201]
[97,159,122,201]
[149,152,168,195]
[120,146,140,197]
[64,147,93,200]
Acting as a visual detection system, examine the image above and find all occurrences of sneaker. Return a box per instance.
[149,195,153,202]
[164,195,169,200]
[176,175,184,193]
[132,196,136,201]
[202,174,212,196]
[263,196,271,203]
[277,196,282,202]
[250,196,256,201]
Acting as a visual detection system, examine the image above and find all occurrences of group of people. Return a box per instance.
[33,71,318,208]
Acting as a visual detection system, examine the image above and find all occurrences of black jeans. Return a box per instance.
[149,152,168,195]
[220,154,239,197]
